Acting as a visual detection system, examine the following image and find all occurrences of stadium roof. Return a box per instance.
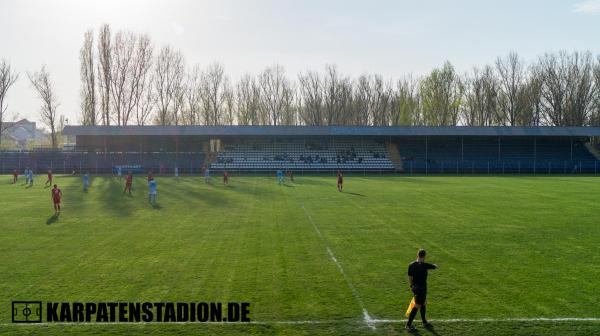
[63,125,600,137]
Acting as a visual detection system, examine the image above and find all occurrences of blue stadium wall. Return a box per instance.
[3,126,596,174]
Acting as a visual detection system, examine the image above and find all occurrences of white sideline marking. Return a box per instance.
[371,317,600,323]
[4,317,600,327]
[301,204,375,330]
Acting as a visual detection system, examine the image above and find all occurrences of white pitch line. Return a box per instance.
[301,204,375,330]
[3,317,600,327]
[371,317,600,323]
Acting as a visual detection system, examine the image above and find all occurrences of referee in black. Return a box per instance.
[406,249,437,331]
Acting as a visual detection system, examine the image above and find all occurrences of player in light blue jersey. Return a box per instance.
[276,170,284,185]
[204,168,211,183]
[28,168,34,186]
[24,168,30,185]
[117,166,123,180]
[148,178,157,206]
[83,172,90,191]
[174,166,179,181]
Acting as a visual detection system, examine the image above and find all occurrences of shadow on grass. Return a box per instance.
[159,181,231,208]
[46,214,59,225]
[391,323,440,336]
[343,191,367,197]
[426,325,440,336]
[25,184,33,189]
[293,178,331,186]
[96,177,135,217]
[396,177,448,185]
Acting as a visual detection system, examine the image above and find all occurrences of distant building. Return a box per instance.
[2,119,39,148]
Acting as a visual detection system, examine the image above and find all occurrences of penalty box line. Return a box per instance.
[4,317,600,327]
[300,204,376,330]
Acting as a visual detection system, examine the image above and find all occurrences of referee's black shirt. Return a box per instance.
[408,261,437,289]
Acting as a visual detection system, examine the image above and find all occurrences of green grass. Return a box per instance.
[0,175,599,335]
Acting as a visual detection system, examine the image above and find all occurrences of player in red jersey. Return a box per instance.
[337,171,343,192]
[124,171,133,195]
[223,170,229,186]
[45,169,53,187]
[147,170,154,183]
[51,184,62,215]
[12,169,18,184]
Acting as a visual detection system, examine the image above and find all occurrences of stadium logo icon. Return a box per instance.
[12,301,42,323]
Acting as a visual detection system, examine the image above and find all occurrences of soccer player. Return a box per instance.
[83,172,90,191]
[12,169,18,184]
[116,166,123,180]
[24,168,30,185]
[405,249,438,331]
[45,169,53,187]
[124,171,133,195]
[174,166,179,181]
[204,167,211,183]
[276,170,284,185]
[148,178,157,206]
[288,169,294,182]
[147,170,154,183]
[51,184,62,215]
[337,171,343,192]
[28,168,34,186]
[223,170,229,186]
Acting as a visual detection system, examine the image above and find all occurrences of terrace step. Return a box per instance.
[385,142,404,172]
[584,142,600,160]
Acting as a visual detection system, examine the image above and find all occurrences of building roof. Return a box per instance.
[62,125,600,137]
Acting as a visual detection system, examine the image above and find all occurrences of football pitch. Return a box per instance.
[1,175,599,335]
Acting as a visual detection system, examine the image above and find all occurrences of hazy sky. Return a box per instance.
[1,0,599,126]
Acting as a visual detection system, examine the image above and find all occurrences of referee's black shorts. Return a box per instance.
[412,287,427,305]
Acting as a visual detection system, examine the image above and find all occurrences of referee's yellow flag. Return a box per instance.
[405,297,415,317]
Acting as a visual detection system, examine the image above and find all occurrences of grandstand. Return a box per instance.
[398,136,598,173]
[212,139,393,171]
[2,125,595,175]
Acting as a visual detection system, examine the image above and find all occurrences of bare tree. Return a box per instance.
[223,83,236,125]
[298,70,323,125]
[353,75,372,125]
[79,29,97,125]
[462,66,499,126]
[322,65,355,125]
[109,31,135,125]
[259,64,294,125]
[236,74,261,125]
[97,24,112,125]
[496,52,525,125]
[28,66,59,149]
[592,55,600,126]
[171,78,186,125]
[135,74,156,125]
[280,80,297,125]
[517,67,543,126]
[394,75,420,126]
[199,62,228,125]
[154,46,184,125]
[120,34,154,126]
[184,65,202,125]
[535,51,595,126]
[564,51,595,126]
[0,59,19,147]
[368,75,395,126]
